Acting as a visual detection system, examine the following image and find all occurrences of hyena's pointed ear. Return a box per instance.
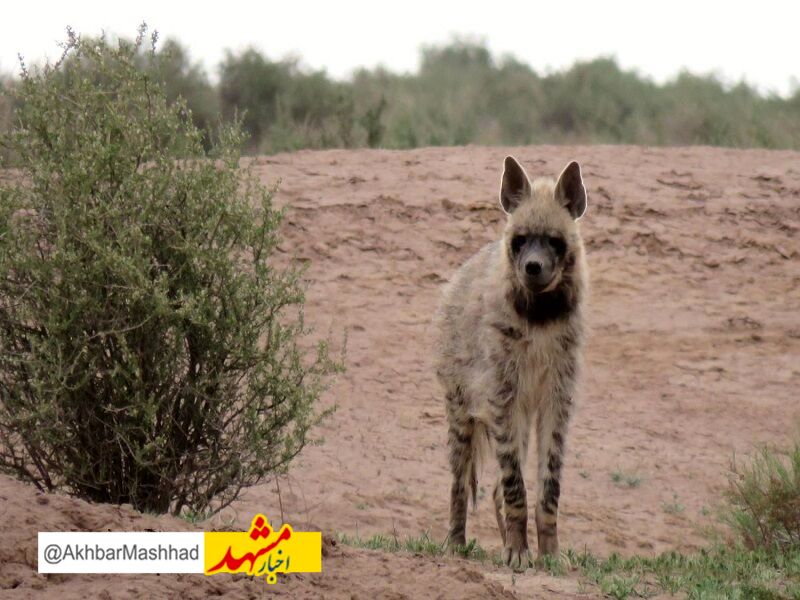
[500,156,531,214]
[555,161,587,220]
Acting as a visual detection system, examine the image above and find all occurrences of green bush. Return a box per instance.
[218,48,293,150]
[725,438,800,553]
[218,49,358,153]
[0,26,340,516]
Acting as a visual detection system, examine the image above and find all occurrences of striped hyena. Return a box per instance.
[434,156,588,571]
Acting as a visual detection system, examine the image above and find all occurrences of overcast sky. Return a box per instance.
[2,1,798,96]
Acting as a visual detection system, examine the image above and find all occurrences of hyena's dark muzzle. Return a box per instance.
[511,234,566,292]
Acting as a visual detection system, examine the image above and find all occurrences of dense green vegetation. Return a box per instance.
[1,33,799,157]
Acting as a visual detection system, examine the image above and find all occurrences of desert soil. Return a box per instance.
[1,145,798,599]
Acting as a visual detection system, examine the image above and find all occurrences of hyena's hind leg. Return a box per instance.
[446,387,476,550]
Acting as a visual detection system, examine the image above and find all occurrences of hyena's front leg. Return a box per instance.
[491,383,534,571]
[492,426,530,549]
[534,383,574,558]
[492,476,505,546]
[446,388,474,550]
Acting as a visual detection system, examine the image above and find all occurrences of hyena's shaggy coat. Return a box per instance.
[434,156,588,571]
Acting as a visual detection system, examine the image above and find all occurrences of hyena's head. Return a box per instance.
[499,156,587,294]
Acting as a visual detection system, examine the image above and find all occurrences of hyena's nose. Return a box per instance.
[525,261,542,276]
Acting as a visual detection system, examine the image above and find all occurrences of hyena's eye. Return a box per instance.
[511,235,526,254]
[548,236,567,256]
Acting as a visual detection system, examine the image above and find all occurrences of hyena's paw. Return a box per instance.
[537,536,559,560]
[535,511,560,558]
[503,544,533,572]
[502,526,533,571]
[445,533,467,555]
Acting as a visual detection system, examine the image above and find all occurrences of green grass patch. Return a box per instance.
[725,441,800,553]
[610,470,643,489]
[178,509,213,525]
[337,532,800,599]
[564,546,800,600]
[663,494,686,515]
[336,530,502,565]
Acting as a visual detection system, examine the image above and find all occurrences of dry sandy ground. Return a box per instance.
[1,145,798,599]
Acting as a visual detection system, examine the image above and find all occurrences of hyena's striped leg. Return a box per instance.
[446,391,475,549]
[492,422,530,548]
[492,476,505,545]
[534,392,573,558]
[491,395,533,571]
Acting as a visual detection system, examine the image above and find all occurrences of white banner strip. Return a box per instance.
[38,532,204,573]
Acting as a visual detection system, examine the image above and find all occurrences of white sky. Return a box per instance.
[1,1,798,96]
